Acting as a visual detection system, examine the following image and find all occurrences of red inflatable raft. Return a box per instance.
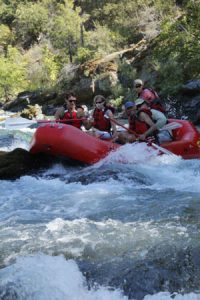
[29,119,200,163]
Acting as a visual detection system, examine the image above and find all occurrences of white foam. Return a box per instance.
[0,254,128,300]
[99,142,179,165]
[1,254,200,300]
[0,127,34,151]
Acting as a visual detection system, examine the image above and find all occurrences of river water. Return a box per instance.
[0,122,200,300]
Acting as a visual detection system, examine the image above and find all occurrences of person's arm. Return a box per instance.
[83,110,95,130]
[139,112,157,140]
[76,107,89,128]
[55,107,65,120]
[151,109,167,129]
[106,110,117,138]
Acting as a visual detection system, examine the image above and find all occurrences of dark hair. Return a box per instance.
[137,101,149,109]
[65,91,76,100]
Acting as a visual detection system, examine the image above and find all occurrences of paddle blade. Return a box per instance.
[161,122,182,131]
[4,117,37,130]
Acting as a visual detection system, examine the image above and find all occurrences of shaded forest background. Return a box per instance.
[0,0,199,104]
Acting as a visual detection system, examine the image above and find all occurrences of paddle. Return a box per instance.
[160,122,182,131]
[4,116,87,130]
[109,117,175,156]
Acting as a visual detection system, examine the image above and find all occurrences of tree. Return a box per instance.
[48,0,83,62]
[24,45,60,90]
[0,46,27,102]
[0,24,13,53]
[13,2,49,48]
[84,23,117,58]
[151,0,200,94]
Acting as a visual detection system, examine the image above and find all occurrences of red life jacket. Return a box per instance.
[150,100,165,113]
[129,108,153,134]
[139,88,165,113]
[93,107,113,132]
[62,110,82,129]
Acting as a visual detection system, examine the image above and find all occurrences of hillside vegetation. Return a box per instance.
[0,0,199,102]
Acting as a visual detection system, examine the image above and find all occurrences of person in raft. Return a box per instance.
[134,78,166,113]
[86,95,118,140]
[117,99,172,144]
[117,101,138,144]
[54,91,88,129]
[135,98,172,143]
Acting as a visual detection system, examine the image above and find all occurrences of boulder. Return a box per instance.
[178,78,200,124]
[0,148,54,180]
[181,79,200,96]
[3,91,57,113]
[73,77,95,103]
[20,104,44,119]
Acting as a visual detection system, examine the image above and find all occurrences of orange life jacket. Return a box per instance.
[93,107,113,132]
[62,110,82,129]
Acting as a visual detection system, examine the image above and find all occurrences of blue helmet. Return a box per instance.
[124,101,135,109]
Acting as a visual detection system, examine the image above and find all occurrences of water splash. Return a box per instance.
[0,254,128,300]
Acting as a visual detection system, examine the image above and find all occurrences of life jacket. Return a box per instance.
[150,98,166,113]
[93,106,114,132]
[138,88,166,113]
[62,110,82,129]
[129,108,154,135]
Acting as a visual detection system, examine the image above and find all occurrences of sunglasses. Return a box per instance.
[68,99,76,103]
[135,84,142,88]
[96,101,104,104]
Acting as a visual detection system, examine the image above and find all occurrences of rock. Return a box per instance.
[20,104,44,119]
[0,148,54,180]
[181,79,200,96]
[3,91,57,113]
[177,78,200,124]
[42,104,56,116]
[73,77,95,103]
[95,71,119,95]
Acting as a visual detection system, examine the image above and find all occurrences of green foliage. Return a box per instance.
[0,24,13,49]
[42,47,59,85]
[75,0,176,45]
[152,58,184,94]
[24,45,60,91]
[0,46,27,102]
[84,23,117,59]
[48,1,83,62]
[117,59,137,88]
[0,0,27,25]
[110,83,126,100]
[152,0,200,94]
[0,0,199,101]
[14,2,49,47]
[76,47,92,63]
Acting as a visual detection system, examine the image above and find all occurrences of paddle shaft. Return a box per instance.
[110,118,138,136]
[5,117,87,128]
[39,118,87,124]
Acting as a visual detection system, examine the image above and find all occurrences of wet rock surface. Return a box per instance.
[0,148,54,180]
[178,78,200,124]
[79,244,200,300]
